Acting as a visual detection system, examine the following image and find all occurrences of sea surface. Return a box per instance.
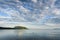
[0,29,60,40]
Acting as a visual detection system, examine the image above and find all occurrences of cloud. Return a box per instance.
[52,8,60,15]
[32,0,37,3]
[0,16,11,18]
[0,0,60,28]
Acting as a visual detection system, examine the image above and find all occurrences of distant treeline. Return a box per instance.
[0,26,27,29]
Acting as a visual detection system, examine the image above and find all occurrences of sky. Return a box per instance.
[0,0,60,29]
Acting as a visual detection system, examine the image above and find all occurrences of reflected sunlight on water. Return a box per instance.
[0,29,60,40]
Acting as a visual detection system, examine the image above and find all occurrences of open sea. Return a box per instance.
[0,29,60,40]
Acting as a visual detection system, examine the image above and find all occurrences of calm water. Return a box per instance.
[0,29,60,40]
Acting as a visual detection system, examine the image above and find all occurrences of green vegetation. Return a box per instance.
[14,26,28,29]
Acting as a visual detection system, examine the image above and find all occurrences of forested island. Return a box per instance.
[0,26,27,29]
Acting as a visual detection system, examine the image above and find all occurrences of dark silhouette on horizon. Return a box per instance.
[0,26,27,29]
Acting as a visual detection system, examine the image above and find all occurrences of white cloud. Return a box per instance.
[0,16,11,18]
[53,9,60,15]
[19,6,30,13]
[32,0,37,3]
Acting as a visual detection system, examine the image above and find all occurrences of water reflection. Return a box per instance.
[0,29,60,40]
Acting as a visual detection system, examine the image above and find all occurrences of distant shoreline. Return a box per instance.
[0,26,28,29]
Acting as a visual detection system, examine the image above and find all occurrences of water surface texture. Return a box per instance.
[0,29,60,40]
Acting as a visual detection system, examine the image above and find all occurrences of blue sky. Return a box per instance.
[0,12,9,16]
[0,0,60,28]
